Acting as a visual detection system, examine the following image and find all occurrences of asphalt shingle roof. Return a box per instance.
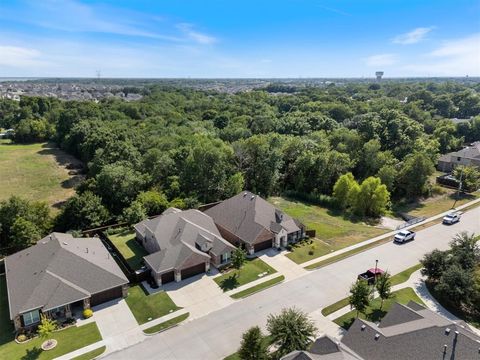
[205,191,302,245]
[5,233,128,319]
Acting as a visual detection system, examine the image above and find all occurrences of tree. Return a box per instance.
[10,217,41,248]
[349,280,371,318]
[453,166,480,193]
[421,249,449,282]
[435,264,475,304]
[267,307,317,359]
[333,173,357,209]
[449,232,480,271]
[121,201,147,225]
[238,326,268,360]
[56,191,110,231]
[375,272,392,309]
[352,177,390,218]
[136,190,169,216]
[377,164,397,193]
[397,152,435,197]
[231,247,246,271]
[38,314,57,348]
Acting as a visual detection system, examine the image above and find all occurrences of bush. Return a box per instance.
[308,244,316,256]
[17,334,27,342]
[83,309,93,319]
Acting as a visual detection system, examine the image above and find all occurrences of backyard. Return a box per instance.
[0,140,82,210]
[107,229,148,270]
[269,197,386,264]
[125,284,181,325]
[214,257,277,291]
[333,287,425,329]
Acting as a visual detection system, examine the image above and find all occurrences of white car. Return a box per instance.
[394,230,416,243]
[443,212,461,225]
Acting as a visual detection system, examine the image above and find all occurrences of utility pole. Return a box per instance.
[452,167,463,209]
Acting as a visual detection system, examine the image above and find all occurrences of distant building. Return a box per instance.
[375,71,384,81]
[437,141,480,172]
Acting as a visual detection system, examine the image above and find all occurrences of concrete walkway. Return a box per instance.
[54,340,106,360]
[301,197,480,269]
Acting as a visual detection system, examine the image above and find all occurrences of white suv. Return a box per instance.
[443,212,461,225]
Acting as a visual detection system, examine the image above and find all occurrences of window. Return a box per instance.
[22,309,40,326]
[221,252,231,263]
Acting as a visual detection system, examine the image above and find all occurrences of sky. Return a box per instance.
[0,0,479,78]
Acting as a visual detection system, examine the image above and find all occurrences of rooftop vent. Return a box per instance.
[455,331,459,336]
[63,242,68,245]
[374,333,380,340]
[443,344,448,353]
[243,192,247,197]
[361,325,366,331]
[445,328,451,334]
[250,195,255,200]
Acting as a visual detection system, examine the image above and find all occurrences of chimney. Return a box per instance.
[445,328,451,335]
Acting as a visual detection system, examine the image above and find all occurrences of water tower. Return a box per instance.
[375,71,384,81]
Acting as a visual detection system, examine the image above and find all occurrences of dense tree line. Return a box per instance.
[0,81,479,239]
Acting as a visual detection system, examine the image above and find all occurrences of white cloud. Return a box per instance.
[0,45,45,67]
[364,53,397,67]
[403,33,480,76]
[177,23,217,45]
[392,27,434,44]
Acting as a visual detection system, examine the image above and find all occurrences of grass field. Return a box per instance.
[214,258,277,291]
[108,229,147,270]
[333,288,425,329]
[125,285,180,325]
[72,346,106,360]
[143,313,189,334]
[269,197,386,264]
[230,275,285,299]
[0,140,81,210]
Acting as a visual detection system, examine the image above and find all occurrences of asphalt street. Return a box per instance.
[104,206,480,360]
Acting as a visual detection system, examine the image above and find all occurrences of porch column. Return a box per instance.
[281,236,288,247]
[274,236,280,248]
[205,261,210,272]
[83,297,91,310]
[174,270,182,282]
[247,244,254,255]
[154,273,162,287]
[121,284,129,298]
[65,304,72,318]
[13,315,22,331]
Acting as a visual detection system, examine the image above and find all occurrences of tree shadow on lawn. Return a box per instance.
[21,346,42,360]
[219,275,239,291]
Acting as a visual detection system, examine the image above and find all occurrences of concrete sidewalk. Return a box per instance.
[301,197,480,268]
[140,309,190,331]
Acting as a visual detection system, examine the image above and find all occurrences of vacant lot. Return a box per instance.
[0,140,82,209]
[269,197,386,263]
[108,229,147,270]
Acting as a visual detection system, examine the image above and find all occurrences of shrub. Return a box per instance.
[308,244,316,256]
[17,334,27,342]
[83,309,93,319]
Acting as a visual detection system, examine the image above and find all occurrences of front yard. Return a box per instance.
[0,275,102,359]
[125,284,181,325]
[333,287,425,330]
[107,229,148,270]
[269,197,386,264]
[214,258,277,291]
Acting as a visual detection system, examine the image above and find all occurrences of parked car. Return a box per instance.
[394,230,416,244]
[442,212,461,225]
[358,268,385,285]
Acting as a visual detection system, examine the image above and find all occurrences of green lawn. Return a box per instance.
[0,140,80,210]
[214,258,277,291]
[108,229,148,270]
[231,275,285,299]
[72,346,106,360]
[321,297,350,317]
[269,197,386,264]
[390,263,422,286]
[0,322,102,360]
[143,313,189,334]
[393,192,479,218]
[333,288,425,330]
[125,285,180,325]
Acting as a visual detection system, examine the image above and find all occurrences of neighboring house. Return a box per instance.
[134,208,236,286]
[341,301,480,360]
[204,191,305,254]
[5,233,129,331]
[437,142,480,172]
[282,335,363,360]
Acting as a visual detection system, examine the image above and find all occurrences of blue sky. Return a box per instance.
[0,0,479,77]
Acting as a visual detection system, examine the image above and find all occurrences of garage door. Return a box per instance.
[161,271,175,284]
[90,286,123,306]
[254,239,272,252]
[181,263,205,280]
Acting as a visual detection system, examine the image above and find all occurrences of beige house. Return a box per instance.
[437,142,480,172]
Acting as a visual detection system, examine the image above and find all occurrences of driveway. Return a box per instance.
[163,272,234,319]
[257,247,308,280]
[103,206,480,360]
